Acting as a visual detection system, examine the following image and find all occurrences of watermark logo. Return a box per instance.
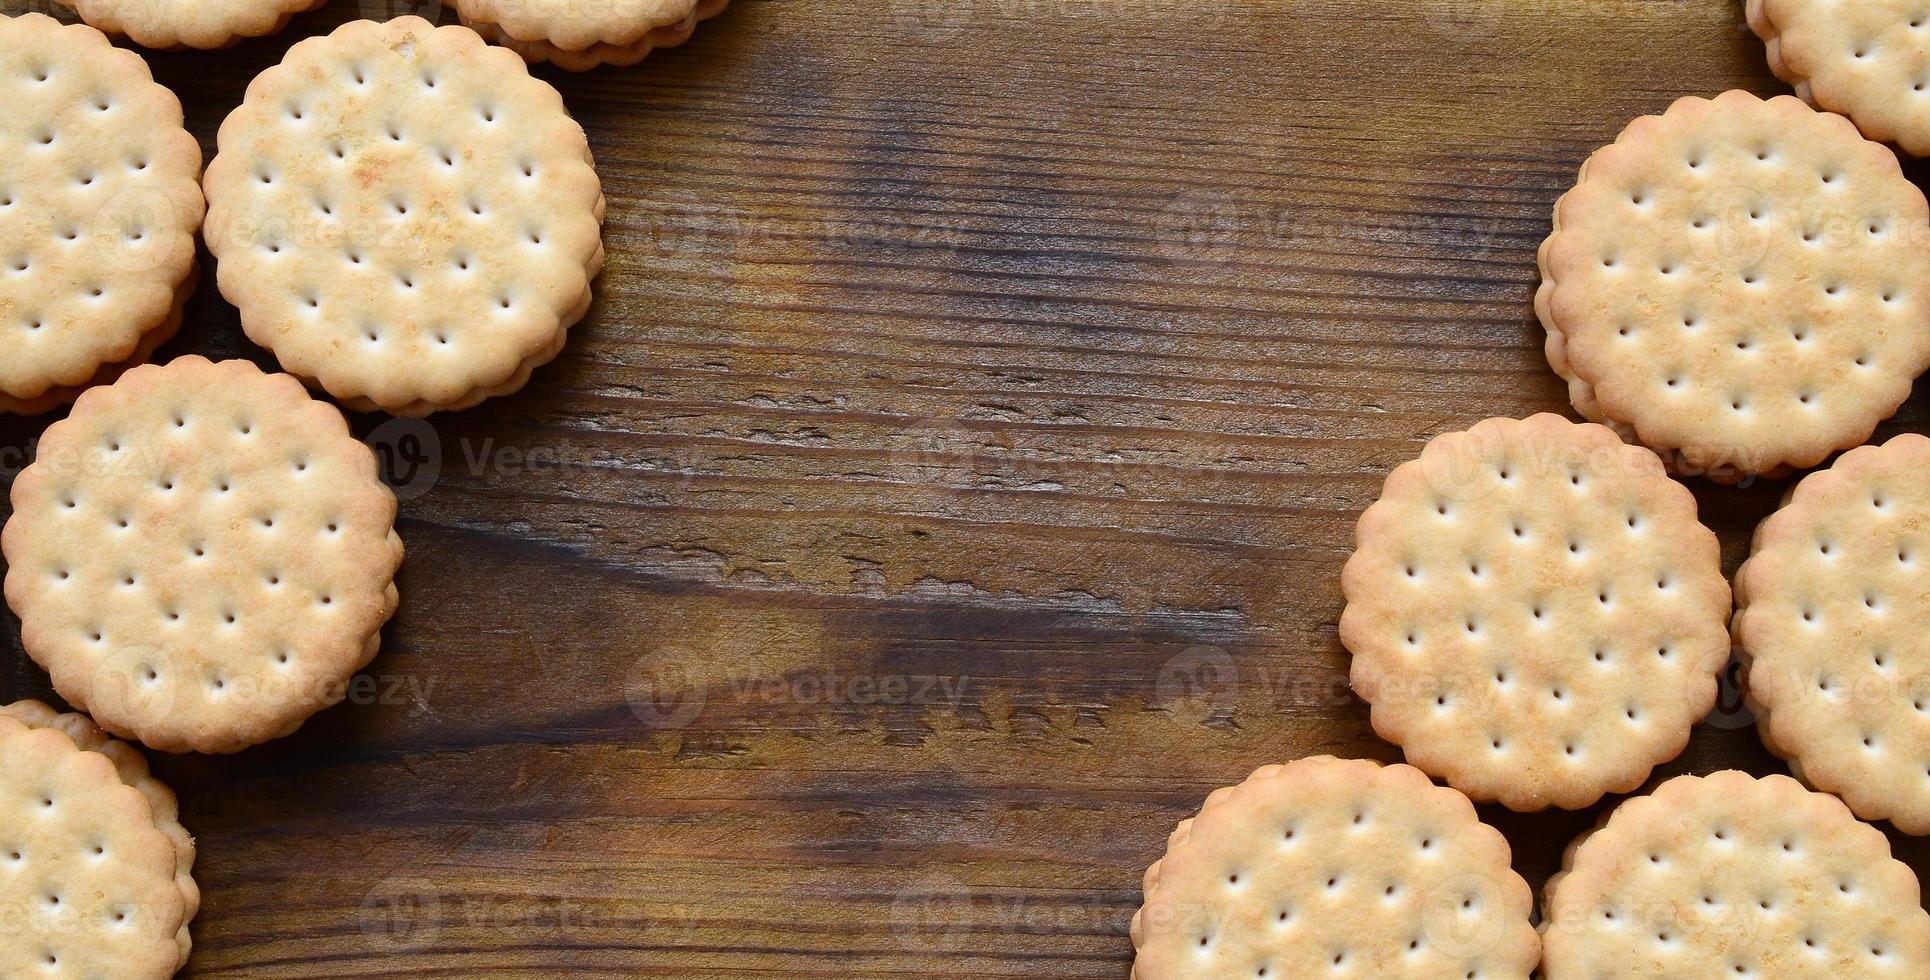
[1415,426,1675,504]
[617,655,978,730]
[621,656,709,730]
[1420,0,1556,53]
[1153,191,1272,262]
[886,0,1237,40]
[93,185,189,274]
[637,188,967,259]
[889,869,1126,955]
[1154,645,1241,717]
[1690,189,1780,276]
[885,0,976,37]
[367,416,442,502]
[882,416,1043,488]
[81,644,191,734]
[359,877,443,953]
[355,0,452,26]
[637,190,715,258]
[1703,651,1757,731]
[1419,873,1518,960]
[890,873,978,953]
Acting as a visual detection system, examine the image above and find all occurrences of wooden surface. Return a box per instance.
[2,0,1927,975]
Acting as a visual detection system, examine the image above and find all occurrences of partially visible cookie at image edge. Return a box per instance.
[1541,770,1930,977]
[1749,0,1930,156]
[0,13,203,416]
[3,357,404,754]
[54,0,325,50]
[0,700,198,978]
[448,0,729,71]
[1131,756,1539,980]
[1736,432,1930,835]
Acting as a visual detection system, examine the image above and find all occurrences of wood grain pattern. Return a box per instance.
[2,0,1927,975]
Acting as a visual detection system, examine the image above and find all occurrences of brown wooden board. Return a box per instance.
[1,0,1926,975]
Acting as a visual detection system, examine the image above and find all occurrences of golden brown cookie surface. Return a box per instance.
[1342,414,1731,810]
[1543,771,1930,977]
[204,17,605,415]
[1737,433,1930,834]
[0,702,196,977]
[1537,91,1930,479]
[0,13,202,415]
[3,357,403,753]
[1750,0,1930,156]
[1131,757,1538,979]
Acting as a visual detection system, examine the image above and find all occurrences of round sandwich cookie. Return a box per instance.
[1130,756,1539,980]
[448,0,729,71]
[1749,0,1930,157]
[1536,90,1930,481]
[2,357,404,754]
[54,0,323,50]
[0,700,197,978]
[203,17,606,416]
[1736,433,1930,835]
[1340,414,1732,811]
[0,13,203,417]
[1541,771,1930,977]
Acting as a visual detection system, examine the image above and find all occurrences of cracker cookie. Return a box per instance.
[1130,756,1539,980]
[1749,0,1930,157]
[54,0,323,50]
[0,700,197,978]
[1734,433,1930,834]
[1541,770,1930,977]
[0,13,203,416]
[1536,90,1930,480]
[203,17,606,416]
[2,357,404,754]
[1340,414,1731,811]
[449,0,729,71]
